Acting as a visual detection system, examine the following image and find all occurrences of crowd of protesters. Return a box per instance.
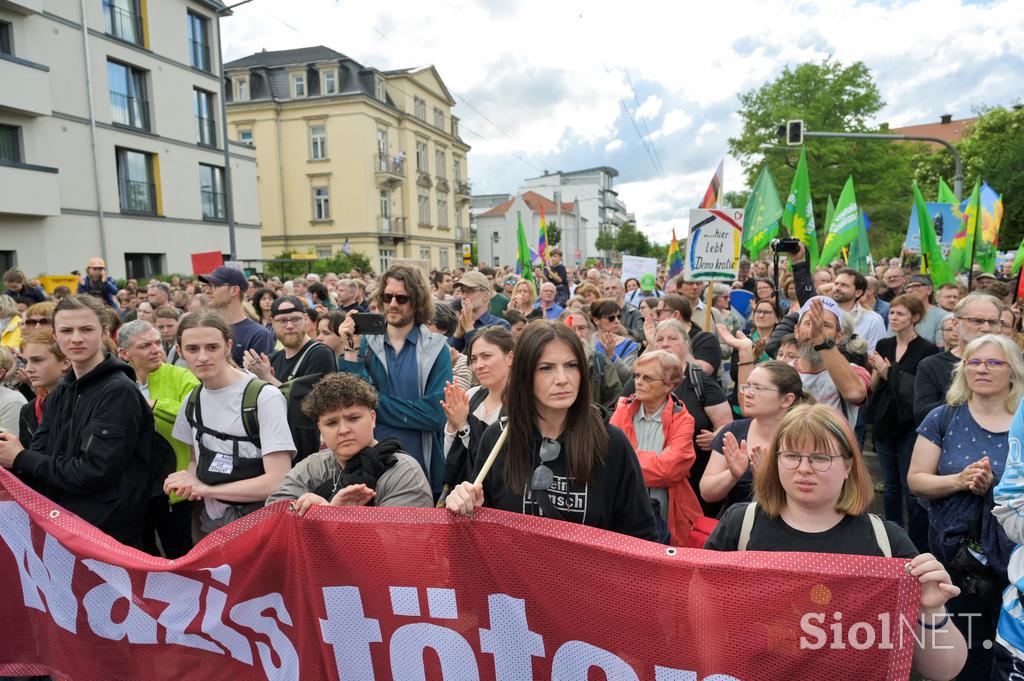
[6,246,1024,679]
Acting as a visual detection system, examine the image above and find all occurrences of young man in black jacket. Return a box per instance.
[0,295,154,546]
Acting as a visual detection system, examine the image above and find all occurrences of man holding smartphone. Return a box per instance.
[337,265,452,497]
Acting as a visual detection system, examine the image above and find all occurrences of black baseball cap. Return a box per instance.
[270,295,307,316]
[198,266,249,291]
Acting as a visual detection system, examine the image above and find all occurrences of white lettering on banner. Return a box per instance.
[0,502,298,681]
[319,585,743,681]
[0,501,78,633]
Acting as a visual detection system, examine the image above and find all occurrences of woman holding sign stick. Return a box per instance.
[445,321,658,541]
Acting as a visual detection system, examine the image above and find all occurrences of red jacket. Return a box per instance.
[609,394,701,545]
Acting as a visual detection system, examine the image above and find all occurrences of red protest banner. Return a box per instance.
[191,251,224,275]
[0,470,920,680]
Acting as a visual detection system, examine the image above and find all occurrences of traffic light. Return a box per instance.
[786,120,804,146]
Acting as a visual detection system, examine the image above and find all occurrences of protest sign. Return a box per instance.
[684,209,743,282]
[621,255,658,284]
[191,251,224,275]
[0,470,919,680]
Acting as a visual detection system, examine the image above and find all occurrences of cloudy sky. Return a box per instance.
[221,0,1024,244]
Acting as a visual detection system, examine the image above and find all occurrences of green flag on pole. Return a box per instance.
[782,147,818,269]
[937,178,958,205]
[950,179,981,275]
[741,165,783,257]
[914,183,955,286]
[1011,233,1024,276]
[515,212,535,284]
[819,176,860,265]
[824,194,835,244]
[848,209,872,273]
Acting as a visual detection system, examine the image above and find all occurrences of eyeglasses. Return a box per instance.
[655,308,669,317]
[273,315,307,327]
[965,358,1010,370]
[530,438,561,492]
[23,318,51,327]
[778,451,847,472]
[604,314,620,322]
[739,383,778,395]
[956,316,1007,329]
[753,309,775,316]
[632,372,664,384]
[381,293,411,305]
[903,283,924,291]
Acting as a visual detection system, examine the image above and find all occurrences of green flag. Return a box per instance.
[819,176,859,265]
[949,179,981,274]
[1011,233,1024,276]
[515,213,535,284]
[741,165,783,256]
[848,209,872,273]
[782,147,818,269]
[937,178,958,205]
[824,194,835,244]
[914,183,955,286]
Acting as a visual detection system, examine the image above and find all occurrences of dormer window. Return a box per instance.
[321,69,338,95]
[375,77,385,102]
[292,72,306,98]
[235,76,249,102]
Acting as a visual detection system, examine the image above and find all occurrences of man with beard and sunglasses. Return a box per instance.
[338,265,452,497]
[791,296,871,426]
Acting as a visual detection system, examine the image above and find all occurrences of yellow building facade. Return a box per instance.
[224,46,471,272]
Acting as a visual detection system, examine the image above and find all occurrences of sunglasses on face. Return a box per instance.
[530,438,561,492]
[381,293,411,305]
[23,318,51,327]
[604,314,620,322]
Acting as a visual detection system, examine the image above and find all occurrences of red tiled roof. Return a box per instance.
[889,117,978,144]
[478,191,576,219]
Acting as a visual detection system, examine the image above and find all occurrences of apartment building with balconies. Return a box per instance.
[0,0,260,278]
[224,45,471,273]
[520,166,628,266]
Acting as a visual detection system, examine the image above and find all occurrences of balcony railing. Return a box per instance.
[110,91,149,130]
[378,215,406,235]
[119,179,155,214]
[375,153,405,175]
[201,189,225,220]
[103,1,143,45]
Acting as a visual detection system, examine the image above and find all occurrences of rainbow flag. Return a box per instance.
[699,159,724,209]
[975,182,1003,273]
[667,228,683,278]
[538,204,549,264]
[949,179,979,274]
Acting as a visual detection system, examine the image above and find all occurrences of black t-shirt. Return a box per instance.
[709,418,754,514]
[705,503,918,558]
[472,420,658,542]
[688,326,722,374]
[870,335,939,431]
[269,340,337,381]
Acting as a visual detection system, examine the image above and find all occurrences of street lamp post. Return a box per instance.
[214,0,256,261]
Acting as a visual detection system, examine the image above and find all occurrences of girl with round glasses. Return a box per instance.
[706,404,967,681]
[908,333,1024,677]
[445,321,657,540]
[701,361,811,512]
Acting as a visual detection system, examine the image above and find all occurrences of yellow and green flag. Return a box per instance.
[950,179,981,274]
[741,165,783,257]
[819,176,859,265]
[782,147,818,269]
[914,183,955,286]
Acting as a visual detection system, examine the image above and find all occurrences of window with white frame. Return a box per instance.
[453,157,462,183]
[313,186,330,220]
[433,107,444,129]
[455,207,463,229]
[415,141,428,173]
[238,129,253,145]
[439,248,449,269]
[309,125,327,160]
[316,246,332,259]
[419,247,431,262]
[379,248,394,273]
[322,70,337,95]
[199,163,225,220]
[375,77,385,102]
[435,150,446,179]
[235,76,249,101]
[414,97,426,120]
[437,199,448,227]
[292,72,306,98]
[418,193,430,226]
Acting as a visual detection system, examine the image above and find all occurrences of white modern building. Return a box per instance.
[0,0,260,279]
[475,191,584,269]
[520,166,630,265]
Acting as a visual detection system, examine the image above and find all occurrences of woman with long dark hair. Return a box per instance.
[445,321,657,540]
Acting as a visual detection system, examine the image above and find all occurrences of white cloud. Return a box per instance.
[219,0,1024,245]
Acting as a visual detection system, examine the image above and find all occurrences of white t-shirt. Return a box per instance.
[172,374,296,519]
[796,362,872,425]
[0,386,27,438]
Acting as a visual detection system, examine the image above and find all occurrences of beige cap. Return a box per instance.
[87,257,106,269]
[454,271,490,291]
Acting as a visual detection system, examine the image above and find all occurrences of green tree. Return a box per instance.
[729,59,918,258]
[723,190,750,209]
[595,229,616,253]
[270,250,374,280]
[913,105,1024,249]
[545,220,562,249]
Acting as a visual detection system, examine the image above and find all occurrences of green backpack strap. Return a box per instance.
[241,379,269,445]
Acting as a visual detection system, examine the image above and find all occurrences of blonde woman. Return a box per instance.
[707,404,967,681]
[505,280,543,321]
